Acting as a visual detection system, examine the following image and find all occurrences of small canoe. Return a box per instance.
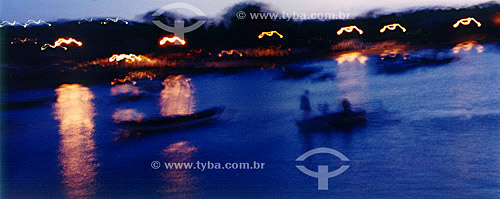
[118,106,224,132]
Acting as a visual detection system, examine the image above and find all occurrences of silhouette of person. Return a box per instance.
[341,98,352,113]
[300,90,311,112]
[318,103,330,115]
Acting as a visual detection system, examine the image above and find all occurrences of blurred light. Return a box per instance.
[78,54,165,68]
[10,37,38,45]
[111,71,157,85]
[78,17,94,24]
[111,84,140,96]
[160,141,198,197]
[189,49,203,54]
[187,49,208,56]
[78,17,128,24]
[159,36,186,45]
[243,46,290,57]
[218,49,243,57]
[452,41,484,54]
[112,109,144,123]
[258,31,284,39]
[160,75,196,117]
[336,52,368,64]
[0,19,51,28]
[337,26,364,35]
[108,54,148,63]
[53,84,98,199]
[164,141,197,154]
[336,56,369,105]
[101,18,129,25]
[41,37,82,51]
[380,23,406,33]
[493,12,500,25]
[453,17,481,28]
[378,46,409,60]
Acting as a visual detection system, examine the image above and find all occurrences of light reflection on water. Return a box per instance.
[336,52,369,106]
[452,41,484,54]
[111,71,157,85]
[53,84,99,199]
[160,75,196,117]
[159,141,199,198]
[335,52,368,65]
[112,108,144,122]
[110,84,140,96]
[379,47,409,59]
[5,44,500,198]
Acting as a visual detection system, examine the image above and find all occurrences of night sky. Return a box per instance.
[0,0,491,21]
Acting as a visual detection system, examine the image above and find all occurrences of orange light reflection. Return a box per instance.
[53,84,98,199]
[78,54,168,68]
[379,48,409,60]
[452,41,484,54]
[336,56,369,106]
[110,84,140,96]
[160,75,196,116]
[112,108,144,123]
[336,52,368,64]
[108,54,150,63]
[111,71,157,85]
[160,141,199,197]
[10,37,38,45]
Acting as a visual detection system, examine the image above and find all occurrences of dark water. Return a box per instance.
[3,43,500,199]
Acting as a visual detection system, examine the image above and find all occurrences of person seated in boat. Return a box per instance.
[341,98,353,114]
[318,103,330,115]
[300,90,311,112]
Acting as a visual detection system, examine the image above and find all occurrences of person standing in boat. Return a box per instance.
[300,90,312,113]
[341,98,353,113]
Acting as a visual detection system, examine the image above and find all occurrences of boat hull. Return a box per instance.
[296,111,366,131]
[118,107,224,133]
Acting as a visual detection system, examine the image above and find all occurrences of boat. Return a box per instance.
[118,106,225,132]
[377,50,454,73]
[296,110,367,131]
[113,91,150,103]
[277,67,320,79]
[3,96,56,110]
